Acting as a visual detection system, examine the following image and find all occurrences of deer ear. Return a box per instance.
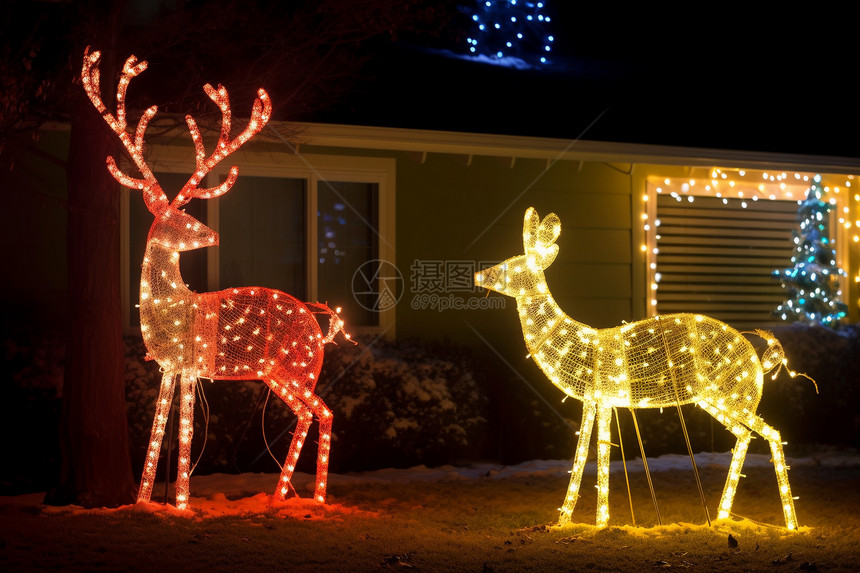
[523,207,540,251]
[539,243,559,268]
[537,213,561,247]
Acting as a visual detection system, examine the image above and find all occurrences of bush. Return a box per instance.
[3,322,855,494]
[758,323,860,449]
[320,336,491,472]
[123,334,492,477]
[485,323,860,463]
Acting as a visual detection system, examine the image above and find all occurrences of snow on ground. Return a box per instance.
[194,449,860,493]
[12,449,856,520]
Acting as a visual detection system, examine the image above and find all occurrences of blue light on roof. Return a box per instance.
[461,0,558,70]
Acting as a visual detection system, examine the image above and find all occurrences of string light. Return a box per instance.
[82,47,349,510]
[465,0,554,67]
[847,186,860,311]
[645,169,856,321]
[475,207,803,530]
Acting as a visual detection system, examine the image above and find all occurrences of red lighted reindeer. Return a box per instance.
[82,48,349,509]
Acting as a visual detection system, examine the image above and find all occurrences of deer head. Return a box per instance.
[474,207,560,298]
[81,47,271,247]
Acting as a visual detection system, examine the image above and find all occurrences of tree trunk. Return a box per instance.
[44,68,136,508]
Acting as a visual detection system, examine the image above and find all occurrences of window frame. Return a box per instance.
[121,148,396,338]
[643,171,849,326]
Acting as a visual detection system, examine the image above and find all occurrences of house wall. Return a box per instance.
[7,128,859,344]
[299,144,651,345]
[3,129,646,348]
[396,153,643,341]
[7,128,859,465]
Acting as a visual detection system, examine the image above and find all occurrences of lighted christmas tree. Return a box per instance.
[773,174,848,327]
[464,0,555,68]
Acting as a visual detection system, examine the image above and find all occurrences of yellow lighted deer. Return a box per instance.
[475,207,800,529]
[82,48,348,509]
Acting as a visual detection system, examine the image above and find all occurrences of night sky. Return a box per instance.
[318,4,860,159]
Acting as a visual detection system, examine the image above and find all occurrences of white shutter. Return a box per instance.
[654,194,797,329]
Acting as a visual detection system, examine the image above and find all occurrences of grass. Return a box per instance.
[3,460,860,572]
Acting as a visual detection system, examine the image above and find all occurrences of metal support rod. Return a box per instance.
[164,402,176,504]
[656,316,711,527]
[614,408,636,527]
[675,401,711,527]
[629,408,661,525]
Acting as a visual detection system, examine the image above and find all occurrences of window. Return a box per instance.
[644,170,848,330]
[122,152,395,337]
[649,192,797,329]
[217,176,307,297]
[316,181,379,329]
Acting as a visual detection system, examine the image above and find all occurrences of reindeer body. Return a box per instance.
[82,48,346,510]
[476,207,798,530]
[518,295,769,413]
[141,237,325,383]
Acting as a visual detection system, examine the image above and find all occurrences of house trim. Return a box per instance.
[284,122,860,174]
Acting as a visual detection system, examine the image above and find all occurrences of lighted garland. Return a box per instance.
[645,169,855,325]
[82,48,349,509]
[475,207,801,529]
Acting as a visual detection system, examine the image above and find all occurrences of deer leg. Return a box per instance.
[175,372,198,510]
[138,371,176,504]
[698,400,752,520]
[699,401,798,530]
[274,400,313,501]
[306,395,333,503]
[745,415,798,531]
[559,402,597,524]
[719,427,751,521]
[700,401,753,521]
[595,405,613,527]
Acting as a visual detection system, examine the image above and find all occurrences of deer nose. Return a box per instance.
[474,266,498,290]
[474,270,488,288]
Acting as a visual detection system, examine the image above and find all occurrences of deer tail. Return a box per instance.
[306,302,354,345]
[745,329,818,394]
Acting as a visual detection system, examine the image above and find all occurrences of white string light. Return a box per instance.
[645,169,856,322]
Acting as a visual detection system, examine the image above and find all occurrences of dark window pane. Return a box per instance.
[317,181,379,327]
[218,176,306,299]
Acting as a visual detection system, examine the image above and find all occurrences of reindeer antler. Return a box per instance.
[172,82,272,209]
[81,47,168,214]
[82,47,273,214]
